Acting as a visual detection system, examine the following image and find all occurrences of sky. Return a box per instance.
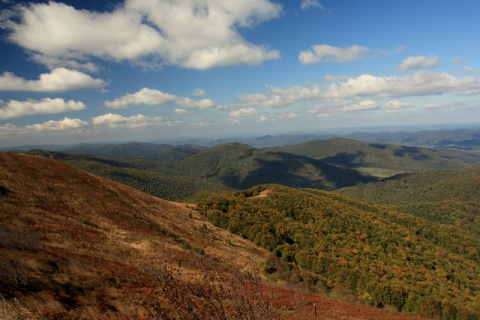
[0,0,479,147]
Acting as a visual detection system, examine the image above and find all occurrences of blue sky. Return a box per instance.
[0,0,479,147]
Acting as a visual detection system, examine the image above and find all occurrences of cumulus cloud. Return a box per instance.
[227,70,480,116]
[342,100,378,112]
[92,113,167,129]
[382,100,413,110]
[32,54,100,73]
[397,55,439,72]
[104,88,215,110]
[229,107,258,117]
[301,0,325,11]
[192,88,207,97]
[325,71,480,98]
[0,98,85,120]
[463,67,480,75]
[174,108,190,115]
[299,45,370,64]
[278,112,299,119]
[0,117,89,137]
[258,116,270,122]
[7,0,281,69]
[236,85,322,108]
[0,68,106,92]
[28,117,88,132]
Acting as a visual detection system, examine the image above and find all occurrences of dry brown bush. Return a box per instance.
[144,258,282,320]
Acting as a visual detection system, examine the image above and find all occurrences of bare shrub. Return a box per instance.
[0,296,37,320]
[145,258,282,320]
[0,226,41,252]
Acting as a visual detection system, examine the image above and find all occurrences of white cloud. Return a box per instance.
[27,117,88,132]
[174,108,190,115]
[229,107,258,117]
[192,88,207,97]
[0,117,88,137]
[299,45,370,65]
[463,67,480,75]
[0,98,85,120]
[382,100,413,110]
[258,116,271,122]
[325,71,480,98]
[236,85,322,108]
[322,74,352,82]
[0,68,106,92]
[91,113,166,129]
[342,100,378,112]
[301,0,325,11]
[278,112,299,119]
[8,0,281,70]
[226,70,480,118]
[32,54,100,73]
[397,55,439,72]
[104,88,215,110]
[226,119,241,125]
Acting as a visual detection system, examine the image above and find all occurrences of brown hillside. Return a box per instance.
[0,152,425,319]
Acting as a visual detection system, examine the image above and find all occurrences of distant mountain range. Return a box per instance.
[4,126,480,151]
[26,136,480,201]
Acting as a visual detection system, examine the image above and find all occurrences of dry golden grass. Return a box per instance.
[0,152,427,319]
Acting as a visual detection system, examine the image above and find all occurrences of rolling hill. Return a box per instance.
[66,142,205,162]
[26,142,377,201]
[336,167,480,237]
[345,127,480,150]
[0,152,428,319]
[194,184,480,319]
[269,137,480,177]
[176,142,376,190]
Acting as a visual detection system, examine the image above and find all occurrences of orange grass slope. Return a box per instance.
[0,152,425,319]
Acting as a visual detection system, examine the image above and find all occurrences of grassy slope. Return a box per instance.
[269,137,480,177]
[0,152,425,319]
[195,184,480,319]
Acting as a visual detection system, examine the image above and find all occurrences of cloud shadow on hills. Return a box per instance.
[218,152,377,190]
[321,151,366,168]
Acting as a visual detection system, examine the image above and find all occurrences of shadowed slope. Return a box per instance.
[270,137,480,177]
[177,142,376,190]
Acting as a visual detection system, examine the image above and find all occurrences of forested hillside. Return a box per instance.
[176,142,375,189]
[67,142,204,161]
[27,149,230,201]
[27,143,376,200]
[194,185,480,319]
[337,167,480,237]
[270,137,480,177]
[345,128,480,150]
